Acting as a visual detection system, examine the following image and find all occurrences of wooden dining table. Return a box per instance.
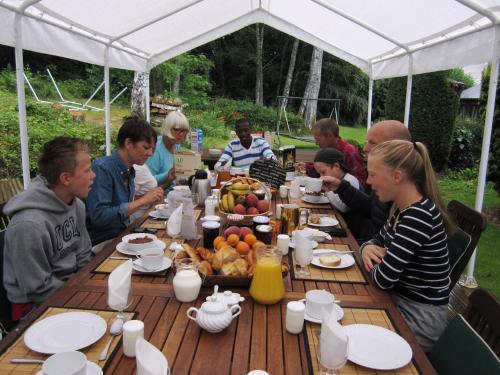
[0,193,437,375]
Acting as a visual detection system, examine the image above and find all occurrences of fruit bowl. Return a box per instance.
[219,177,271,224]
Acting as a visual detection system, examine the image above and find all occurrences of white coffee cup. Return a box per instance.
[138,247,164,271]
[301,289,335,319]
[305,177,323,193]
[277,234,290,255]
[155,203,169,216]
[279,185,289,198]
[42,351,87,375]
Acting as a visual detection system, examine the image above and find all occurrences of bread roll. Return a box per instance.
[319,254,341,267]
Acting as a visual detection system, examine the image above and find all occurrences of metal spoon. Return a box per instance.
[98,318,123,361]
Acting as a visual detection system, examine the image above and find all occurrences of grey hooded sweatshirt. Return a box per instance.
[3,176,92,304]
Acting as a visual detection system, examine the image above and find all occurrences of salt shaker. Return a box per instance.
[286,301,305,334]
[277,234,290,255]
[123,320,144,357]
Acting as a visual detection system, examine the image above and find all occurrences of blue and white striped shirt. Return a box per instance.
[215,136,276,169]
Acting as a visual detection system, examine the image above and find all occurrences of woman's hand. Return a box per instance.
[320,176,341,192]
[361,245,386,272]
[165,167,176,186]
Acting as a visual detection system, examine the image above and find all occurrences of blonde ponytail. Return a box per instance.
[370,140,454,233]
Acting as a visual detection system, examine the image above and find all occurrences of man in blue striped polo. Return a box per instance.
[214,118,276,170]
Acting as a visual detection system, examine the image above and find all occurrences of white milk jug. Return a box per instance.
[173,259,202,302]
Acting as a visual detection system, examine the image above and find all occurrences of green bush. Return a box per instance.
[385,71,459,172]
[0,100,107,178]
[448,117,483,170]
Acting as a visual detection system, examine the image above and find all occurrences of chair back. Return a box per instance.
[464,288,500,357]
[447,200,487,288]
[428,314,500,374]
[0,229,13,332]
[0,202,9,232]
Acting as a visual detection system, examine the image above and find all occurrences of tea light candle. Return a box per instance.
[123,320,144,357]
[286,301,305,334]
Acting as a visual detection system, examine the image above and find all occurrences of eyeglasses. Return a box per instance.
[172,128,188,133]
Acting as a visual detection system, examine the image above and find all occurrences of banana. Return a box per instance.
[231,182,250,190]
[228,187,249,196]
[221,194,229,212]
[227,191,235,211]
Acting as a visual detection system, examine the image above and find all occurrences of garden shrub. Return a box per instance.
[448,117,483,170]
[385,71,459,172]
[0,99,108,178]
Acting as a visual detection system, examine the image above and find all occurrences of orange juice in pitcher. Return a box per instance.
[249,246,285,304]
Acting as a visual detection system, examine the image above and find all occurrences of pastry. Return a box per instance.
[198,260,213,276]
[319,254,341,267]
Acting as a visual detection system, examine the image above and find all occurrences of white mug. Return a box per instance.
[305,177,323,193]
[137,247,164,271]
[42,351,87,375]
[279,185,289,198]
[301,289,335,319]
[277,234,290,255]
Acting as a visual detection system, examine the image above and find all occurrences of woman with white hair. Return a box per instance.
[146,111,190,189]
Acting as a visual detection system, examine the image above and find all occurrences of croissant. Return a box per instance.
[197,247,214,262]
[198,260,214,276]
[212,247,240,271]
[183,244,201,262]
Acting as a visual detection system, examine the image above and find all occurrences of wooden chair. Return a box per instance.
[447,200,487,289]
[463,288,500,357]
[0,202,9,232]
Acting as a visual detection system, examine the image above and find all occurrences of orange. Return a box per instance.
[215,240,228,251]
[252,241,266,251]
[244,233,257,246]
[213,236,225,249]
[227,233,240,247]
[235,241,250,255]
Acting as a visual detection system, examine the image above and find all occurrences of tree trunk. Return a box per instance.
[299,47,323,128]
[131,71,148,118]
[255,23,264,105]
[280,38,300,112]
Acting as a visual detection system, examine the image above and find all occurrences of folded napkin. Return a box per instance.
[320,309,348,369]
[136,337,170,375]
[166,203,183,238]
[108,259,132,310]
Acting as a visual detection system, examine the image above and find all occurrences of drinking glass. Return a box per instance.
[316,332,349,375]
[191,193,199,208]
[295,241,312,277]
[108,286,133,321]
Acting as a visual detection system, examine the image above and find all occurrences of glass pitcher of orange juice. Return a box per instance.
[249,246,285,304]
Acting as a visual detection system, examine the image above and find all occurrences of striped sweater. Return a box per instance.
[365,198,451,305]
[214,136,276,169]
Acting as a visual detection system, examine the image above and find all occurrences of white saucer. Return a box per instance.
[308,216,339,227]
[304,303,344,323]
[37,361,102,375]
[149,210,169,219]
[132,257,172,273]
[116,239,166,256]
[303,195,329,204]
[289,239,319,249]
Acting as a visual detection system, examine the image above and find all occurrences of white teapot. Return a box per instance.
[187,296,241,333]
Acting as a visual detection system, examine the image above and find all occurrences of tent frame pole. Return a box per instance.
[14,13,30,189]
[104,47,111,156]
[404,54,413,127]
[367,73,373,130]
[461,26,500,288]
[145,70,151,122]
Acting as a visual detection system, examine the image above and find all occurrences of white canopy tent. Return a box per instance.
[1,0,499,286]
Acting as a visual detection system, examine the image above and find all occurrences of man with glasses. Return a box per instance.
[146,111,190,189]
[86,117,164,249]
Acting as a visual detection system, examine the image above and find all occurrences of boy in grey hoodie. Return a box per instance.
[3,137,95,320]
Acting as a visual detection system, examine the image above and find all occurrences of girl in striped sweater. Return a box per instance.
[361,140,453,352]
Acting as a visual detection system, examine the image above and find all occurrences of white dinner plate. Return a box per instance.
[289,239,319,249]
[304,303,344,323]
[344,324,413,370]
[311,251,355,269]
[37,361,103,375]
[24,312,107,354]
[308,216,339,227]
[302,195,330,204]
[132,257,172,273]
[149,210,169,219]
[116,239,166,256]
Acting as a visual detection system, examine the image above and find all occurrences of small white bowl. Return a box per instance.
[122,233,158,252]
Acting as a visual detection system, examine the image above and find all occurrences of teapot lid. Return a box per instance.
[208,290,244,306]
[201,296,227,313]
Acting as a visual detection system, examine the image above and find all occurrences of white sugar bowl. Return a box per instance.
[207,290,245,307]
[187,296,241,333]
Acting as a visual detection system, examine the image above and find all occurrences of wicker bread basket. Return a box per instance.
[218,176,271,224]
